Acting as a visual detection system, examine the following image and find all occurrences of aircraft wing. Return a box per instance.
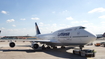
[28,39,51,43]
[0,39,59,43]
[0,39,54,43]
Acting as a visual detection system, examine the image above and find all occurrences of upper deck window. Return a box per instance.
[79,27,85,29]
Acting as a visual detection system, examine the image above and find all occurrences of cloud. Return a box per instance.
[70,20,89,25]
[101,21,105,24]
[39,22,44,25]
[12,25,16,27]
[66,17,73,20]
[1,10,8,14]
[1,27,5,29]
[6,19,15,23]
[59,10,68,14]
[31,17,39,20]
[52,23,57,27]
[88,7,105,13]
[20,18,26,20]
[99,15,105,19]
[83,23,105,34]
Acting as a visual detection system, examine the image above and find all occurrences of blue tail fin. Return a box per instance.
[35,22,41,35]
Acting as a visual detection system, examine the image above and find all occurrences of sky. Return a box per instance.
[0,0,105,36]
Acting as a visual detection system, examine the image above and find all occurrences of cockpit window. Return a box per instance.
[79,27,85,29]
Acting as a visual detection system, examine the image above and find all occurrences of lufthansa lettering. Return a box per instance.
[58,33,70,36]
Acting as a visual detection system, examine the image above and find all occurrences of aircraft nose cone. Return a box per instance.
[89,33,97,41]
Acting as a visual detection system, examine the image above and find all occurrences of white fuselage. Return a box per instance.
[36,26,96,46]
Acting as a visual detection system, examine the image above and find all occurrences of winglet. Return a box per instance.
[35,22,41,35]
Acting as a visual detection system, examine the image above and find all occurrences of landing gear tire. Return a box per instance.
[42,45,46,50]
[73,50,75,54]
[53,46,57,49]
[61,46,65,49]
[46,46,51,49]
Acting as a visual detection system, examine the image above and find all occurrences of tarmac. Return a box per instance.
[0,40,105,59]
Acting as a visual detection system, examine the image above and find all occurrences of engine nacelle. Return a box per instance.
[31,44,39,49]
[9,42,15,48]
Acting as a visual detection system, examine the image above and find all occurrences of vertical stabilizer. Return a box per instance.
[35,22,41,35]
[102,32,105,37]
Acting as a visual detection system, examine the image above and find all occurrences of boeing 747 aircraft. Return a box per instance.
[9,22,96,50]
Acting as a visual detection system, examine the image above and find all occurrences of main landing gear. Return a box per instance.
[46,45,51,49]
[52,46,57,49]
[61,46,65,49]
[41,45,58,49]
[42,45,46,49]
[41,45,51,49]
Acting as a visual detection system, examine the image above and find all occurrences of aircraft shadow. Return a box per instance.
[43,49,86,59]
[0,47,87,59]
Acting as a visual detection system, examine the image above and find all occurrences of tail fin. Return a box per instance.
[35,22,41,35]
[102,32,105,37]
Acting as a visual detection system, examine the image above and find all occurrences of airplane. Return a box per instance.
[97,33,105,38]
[9,22,96,50]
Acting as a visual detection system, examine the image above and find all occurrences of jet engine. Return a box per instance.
[31,43,39,49]
[9,42,15,48]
